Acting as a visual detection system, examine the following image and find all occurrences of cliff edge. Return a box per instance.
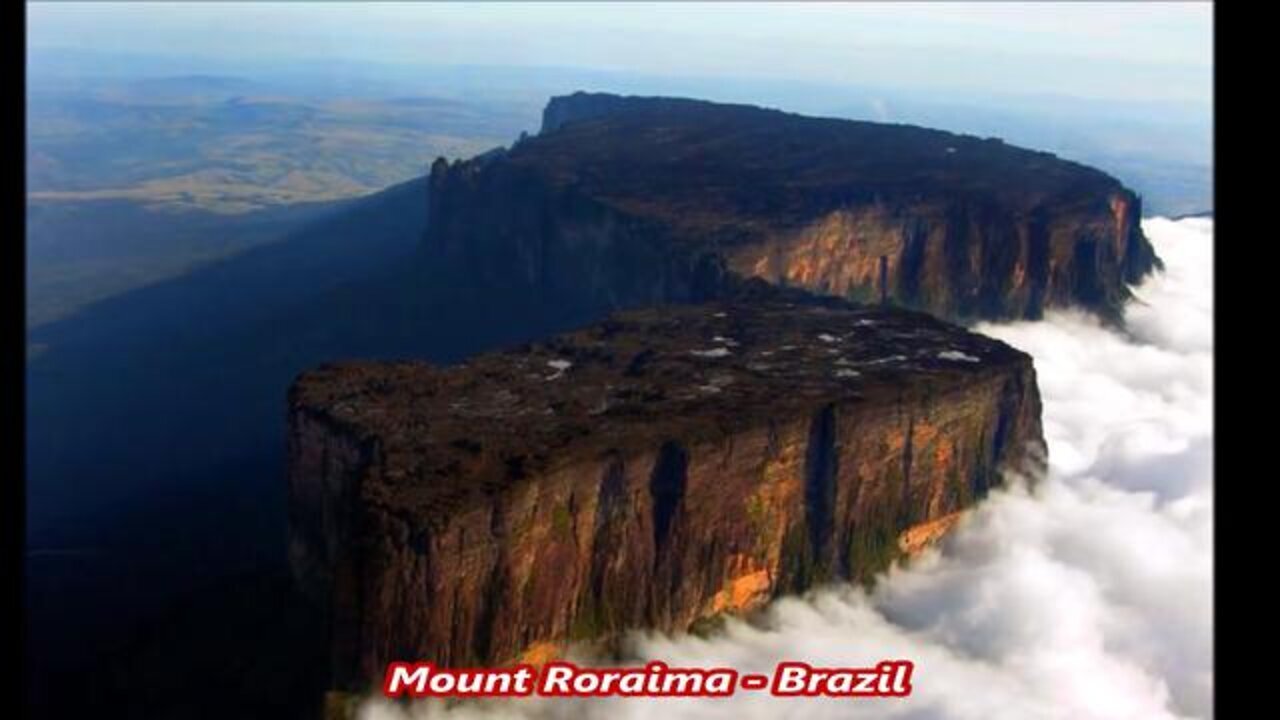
[428,92,1160,322]
[289,296,1045,690]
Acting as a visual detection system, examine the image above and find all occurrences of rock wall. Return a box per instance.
[736,193,1157,321]
[427,92,1160,323]
[288,300,1045,689]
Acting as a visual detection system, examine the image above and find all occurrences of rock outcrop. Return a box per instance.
[427,92,1160,322]
[289,296,1045,690]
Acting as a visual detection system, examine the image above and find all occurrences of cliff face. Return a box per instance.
[289,298,1045,689]
[427,92,1159,322]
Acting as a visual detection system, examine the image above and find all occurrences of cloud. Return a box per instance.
[362,218,1213,720]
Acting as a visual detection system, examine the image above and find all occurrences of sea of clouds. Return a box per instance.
[363,217,1213,720]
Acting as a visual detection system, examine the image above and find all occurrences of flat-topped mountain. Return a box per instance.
[289,294,1045,689]
[428,92,1160,322]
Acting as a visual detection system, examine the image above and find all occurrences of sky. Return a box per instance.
[28,2,1213,106]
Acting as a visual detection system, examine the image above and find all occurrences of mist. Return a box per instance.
[361,217,1213,720]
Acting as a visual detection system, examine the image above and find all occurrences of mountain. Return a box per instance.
[27,91,1149,715]
[429,92,1161,323]
[289,293,1045,690]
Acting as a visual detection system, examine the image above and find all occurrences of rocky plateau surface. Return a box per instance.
[427,92,1160,322]
[289,295,1045,689]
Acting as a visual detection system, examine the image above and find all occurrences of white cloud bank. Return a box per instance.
[364,217,1213,720]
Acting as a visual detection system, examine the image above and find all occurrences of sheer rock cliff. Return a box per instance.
[289,296,1045,689]
[427,92,1159,322]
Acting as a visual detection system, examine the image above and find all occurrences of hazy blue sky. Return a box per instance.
[29,2,1212,105]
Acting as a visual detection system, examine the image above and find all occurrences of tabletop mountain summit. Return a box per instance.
[276,91,1183,703]
[289,293,1045,690]
[428,92,1160,323]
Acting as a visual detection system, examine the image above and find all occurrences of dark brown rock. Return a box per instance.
[428,92,1160,322]
[288,298,1045,690]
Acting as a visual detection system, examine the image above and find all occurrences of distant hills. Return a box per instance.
[25,76,532,327]
[27,77,528,212]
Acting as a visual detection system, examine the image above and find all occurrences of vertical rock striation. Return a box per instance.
[288,299,1045,690]
[427,92,1160,323]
